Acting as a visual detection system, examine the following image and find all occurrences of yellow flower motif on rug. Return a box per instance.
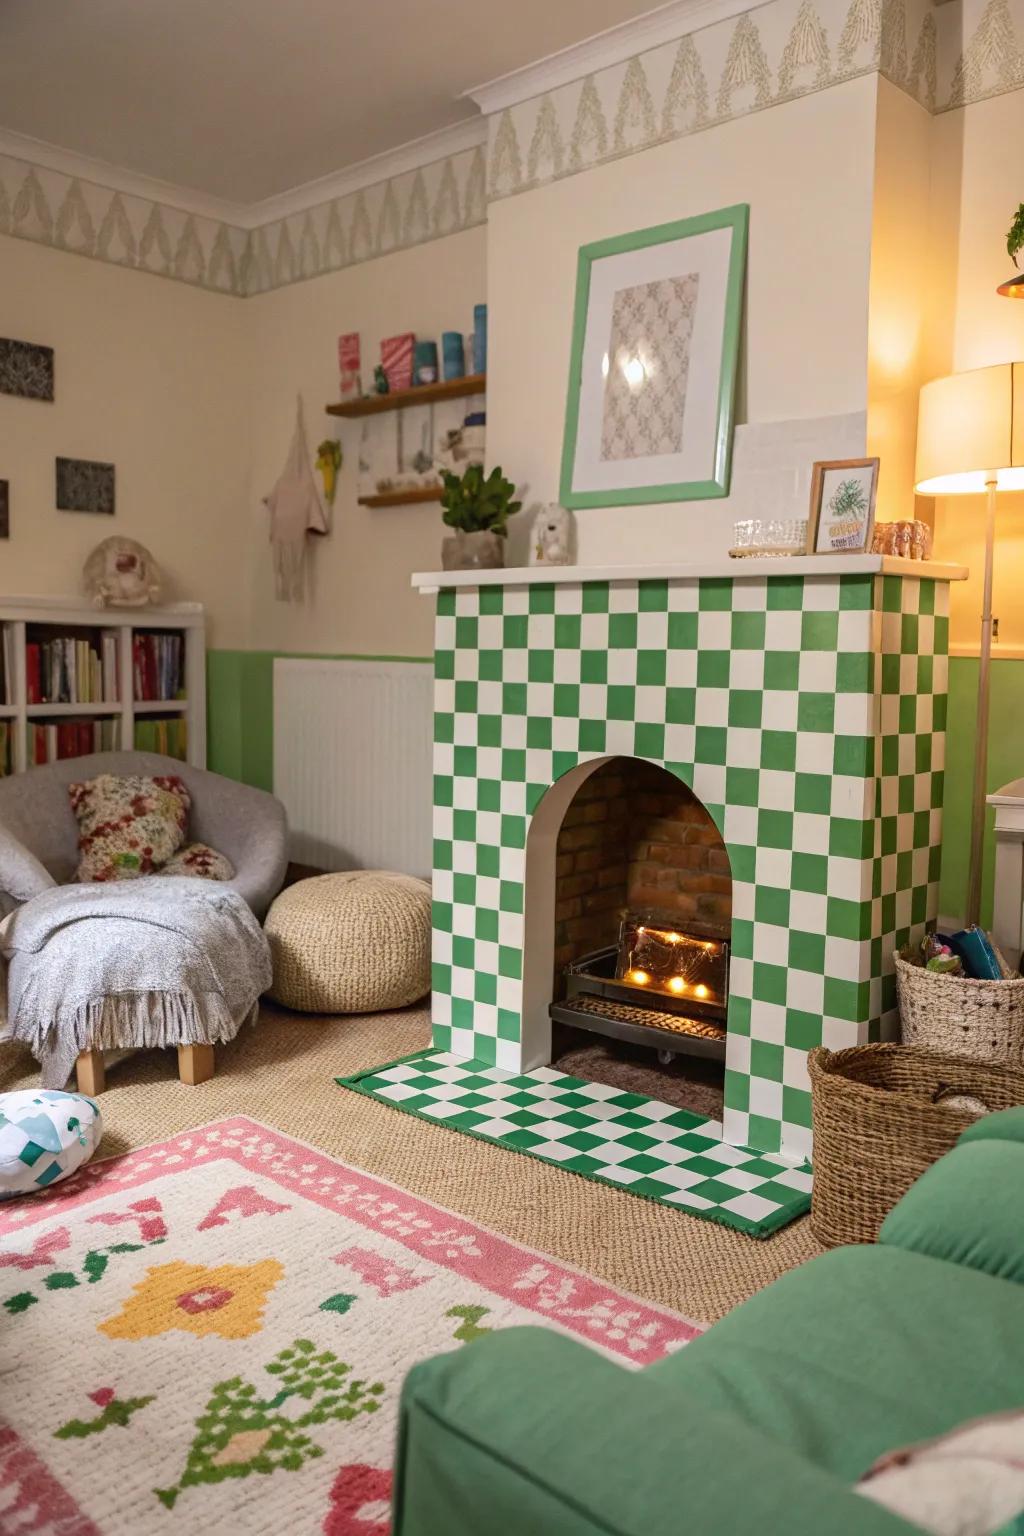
[98,1259,283,1342]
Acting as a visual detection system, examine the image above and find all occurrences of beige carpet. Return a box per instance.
[0,1003,822,1324]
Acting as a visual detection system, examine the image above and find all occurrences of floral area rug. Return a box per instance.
[0,1117,700,1534]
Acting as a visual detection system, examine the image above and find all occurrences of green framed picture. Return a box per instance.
[559,204,748,509]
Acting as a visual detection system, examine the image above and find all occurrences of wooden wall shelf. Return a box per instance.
[327,373,486,419]
[357,487,442,509]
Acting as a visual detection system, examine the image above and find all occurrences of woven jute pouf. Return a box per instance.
[266,871,431,1014]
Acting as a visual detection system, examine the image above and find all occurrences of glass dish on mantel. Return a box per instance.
[729,518,807,558]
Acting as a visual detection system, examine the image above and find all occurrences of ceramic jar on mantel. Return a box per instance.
[441,530,505,571]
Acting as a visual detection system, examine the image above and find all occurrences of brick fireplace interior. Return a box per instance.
[553,758,732,991]
[545,758,733,1114]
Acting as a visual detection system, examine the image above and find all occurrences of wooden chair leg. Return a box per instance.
[178,1043,215,1086]
[76,1048,106,1097]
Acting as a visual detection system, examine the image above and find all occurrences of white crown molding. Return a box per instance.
[0,126,250,225]
[462,0,776,114]
[240,115,487,229]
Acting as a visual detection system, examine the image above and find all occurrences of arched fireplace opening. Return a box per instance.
[521,757,732,1112]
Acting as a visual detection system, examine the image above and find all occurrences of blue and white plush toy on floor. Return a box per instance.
[0,1089,103,1200]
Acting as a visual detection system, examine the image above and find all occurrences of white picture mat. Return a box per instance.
[571,225,733,494]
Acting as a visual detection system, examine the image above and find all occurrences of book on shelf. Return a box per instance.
[25,633,119,705]
[134,715,188,761]
[29,717,120,765]
[0,626,12,707]
[133,632,185,703]
[0,721,11,777]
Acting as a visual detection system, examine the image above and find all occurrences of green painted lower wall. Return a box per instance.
[940,656,1024,928]
[206,649,430,797]
[208,649,1024,932]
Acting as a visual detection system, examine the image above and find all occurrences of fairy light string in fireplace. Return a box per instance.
[616,918,727,1005]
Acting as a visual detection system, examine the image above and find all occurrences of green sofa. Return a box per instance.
[393,1109,1024,1535]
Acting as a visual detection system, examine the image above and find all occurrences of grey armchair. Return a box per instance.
[0,751,288,920]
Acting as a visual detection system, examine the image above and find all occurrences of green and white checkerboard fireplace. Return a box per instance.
[425,561,955,1160]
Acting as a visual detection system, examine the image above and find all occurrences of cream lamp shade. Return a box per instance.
[915,363,1024,494]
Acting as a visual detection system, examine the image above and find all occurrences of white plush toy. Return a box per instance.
[529,503,574,566]
[83,536,163,609]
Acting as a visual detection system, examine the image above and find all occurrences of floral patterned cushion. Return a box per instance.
[157,842,234,882]
[69,773,190,882]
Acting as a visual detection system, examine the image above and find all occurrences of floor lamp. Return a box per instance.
[915,363,1024,927]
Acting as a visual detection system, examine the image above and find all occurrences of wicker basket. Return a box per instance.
[895,955,1024,1065]
[807,1043,1024,1247]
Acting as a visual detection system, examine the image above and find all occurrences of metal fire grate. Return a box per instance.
[561,992,726,1042]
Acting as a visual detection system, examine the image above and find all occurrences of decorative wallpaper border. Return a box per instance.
[240,144,486,297]
[486,0,1023,201]
[0,144,487,299]
[0,0,1019,293]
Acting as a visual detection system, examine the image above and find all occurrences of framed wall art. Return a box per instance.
[806,458,879,554]
[559,204,748,509]
[56,457,115,515]
[0,481,8,539]
[0,338,54,402]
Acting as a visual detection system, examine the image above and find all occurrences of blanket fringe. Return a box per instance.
[12,992,262,1088]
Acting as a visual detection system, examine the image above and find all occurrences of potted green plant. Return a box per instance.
[439,464,521,571]
[998,203,1024,297]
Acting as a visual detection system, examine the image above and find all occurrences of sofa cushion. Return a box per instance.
[395,1329,918,1536]
[879,1140,1024,1284]
[646,1244,1024,1482]
[959,1106,1024,1148]
[156,842,234,882]
[69,773,189,881]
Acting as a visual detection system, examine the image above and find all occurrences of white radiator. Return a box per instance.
[273,657,433,877]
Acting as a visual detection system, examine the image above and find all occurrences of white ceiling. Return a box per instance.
[0,0,663,206]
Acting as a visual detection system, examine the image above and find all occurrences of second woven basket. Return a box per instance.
[808,1042,1024,1247]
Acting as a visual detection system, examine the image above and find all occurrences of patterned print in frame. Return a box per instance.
[55,457,115,515]
[0,338,54,402]
[601,275,699,461]
[560,205,747,508]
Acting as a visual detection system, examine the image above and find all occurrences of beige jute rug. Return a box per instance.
[0,1002,821,1324]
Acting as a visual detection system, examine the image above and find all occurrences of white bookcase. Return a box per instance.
[0,596,206,775]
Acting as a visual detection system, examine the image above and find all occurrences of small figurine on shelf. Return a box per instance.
[316,439,343,505]
[529,503,574,566]
[83,536,163,608]
[373,364,390,395]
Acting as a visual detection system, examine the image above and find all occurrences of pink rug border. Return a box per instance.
[0,1115,702,1364]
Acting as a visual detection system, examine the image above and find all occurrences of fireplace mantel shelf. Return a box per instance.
[412,555,968,594]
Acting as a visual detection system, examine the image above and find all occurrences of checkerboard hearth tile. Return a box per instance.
[430,571,950,1160]
[343,1052,813,1238]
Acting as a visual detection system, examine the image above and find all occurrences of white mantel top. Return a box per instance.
[412,556,968,594]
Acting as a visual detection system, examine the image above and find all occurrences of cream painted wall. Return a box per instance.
[927,88,1024,654]
[486,76,878,566]
[0,237,251,646]
[866,80,948,525]
[244,226,487,659]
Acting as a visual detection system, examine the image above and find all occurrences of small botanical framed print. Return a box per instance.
[559,204,748,508]
[807,458,879,554]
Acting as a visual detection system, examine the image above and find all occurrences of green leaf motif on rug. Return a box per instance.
[55,1392,156,1440]
[446,1303,493,1344]
[319,1292,357,1315]
[4,1240,152,1314]
[154,1338,385,1509]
